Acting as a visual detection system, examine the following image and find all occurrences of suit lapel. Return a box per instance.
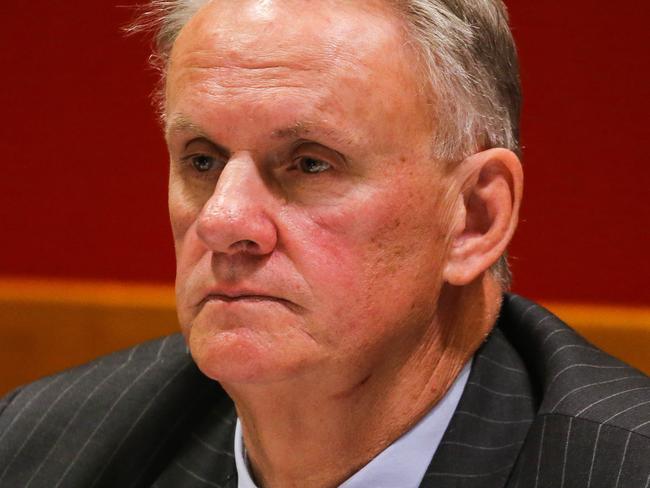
[419,326,537,488]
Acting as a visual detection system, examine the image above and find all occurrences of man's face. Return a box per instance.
[167,0,457,388]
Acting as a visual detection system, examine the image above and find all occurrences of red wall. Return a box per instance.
[1,1,648,305]
[507,2,649,305]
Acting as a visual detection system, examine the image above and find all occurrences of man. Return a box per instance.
[0,1,648,487]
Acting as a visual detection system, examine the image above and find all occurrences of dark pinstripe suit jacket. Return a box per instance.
[1,294,649,487]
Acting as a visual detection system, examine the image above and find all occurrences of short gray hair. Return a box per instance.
[128,0,521,288]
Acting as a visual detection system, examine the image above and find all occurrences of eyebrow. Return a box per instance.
[165,115,209,141]
[272,122,310,139]
[272,121,357,148]
[165,116,230,156]
[166,114,357,150]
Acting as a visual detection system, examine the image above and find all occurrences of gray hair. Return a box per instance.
[128,0,521,288]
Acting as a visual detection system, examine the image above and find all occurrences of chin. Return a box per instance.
[189,327,268,383]
[186,322,317,386]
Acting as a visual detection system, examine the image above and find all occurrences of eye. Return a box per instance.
[297,156,331,174]
[189,154,215,172]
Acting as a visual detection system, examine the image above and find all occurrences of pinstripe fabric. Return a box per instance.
[420,321,537,487]
[1,294,649,487]
[421,295,650,488]
[0,335,236,488]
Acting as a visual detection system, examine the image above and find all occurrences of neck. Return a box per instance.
[225,279,502,488]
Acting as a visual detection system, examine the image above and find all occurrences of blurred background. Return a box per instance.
[1,0,648,395]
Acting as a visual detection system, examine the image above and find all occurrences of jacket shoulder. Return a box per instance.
[499,295,650,487]
[0,334,231,487]
[500,294,650,434]
[0,333,192,421]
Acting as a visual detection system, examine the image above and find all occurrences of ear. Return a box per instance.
[443,148,523,286]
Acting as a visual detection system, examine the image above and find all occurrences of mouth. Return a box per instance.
[199,293,302,312]
[205,294,283,304]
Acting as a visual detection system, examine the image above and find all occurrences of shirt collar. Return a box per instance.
[235,360,471,488]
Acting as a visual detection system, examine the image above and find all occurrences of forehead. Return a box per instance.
[165,0,434,155]
[171,0,410,68]
[166,0,430,110]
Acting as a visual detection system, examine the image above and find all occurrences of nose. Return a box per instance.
[196,153,278,256]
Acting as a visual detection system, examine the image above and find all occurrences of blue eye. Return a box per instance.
[298,157,331,174]
[191,155,215,172]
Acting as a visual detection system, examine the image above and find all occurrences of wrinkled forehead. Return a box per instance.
[164,0,436,152]
[169,0,414,75]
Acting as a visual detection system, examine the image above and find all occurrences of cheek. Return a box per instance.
[169,176,206,261]
[287,182,448,326]
[362,210,445,309]
[169,185,209,323]
[169,179,190,240]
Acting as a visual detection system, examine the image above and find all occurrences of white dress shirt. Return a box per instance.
[235,361,471,488]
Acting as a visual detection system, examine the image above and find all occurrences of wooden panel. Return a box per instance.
[0,278,647,396]
[545,302,650,379]
[0,279,178,396]
[0,301,178,396]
